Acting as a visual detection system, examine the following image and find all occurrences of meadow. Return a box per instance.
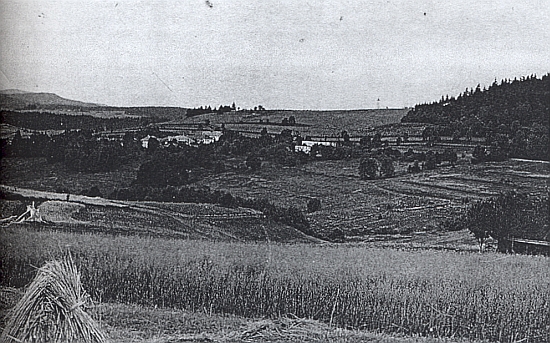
[1,227,548,343]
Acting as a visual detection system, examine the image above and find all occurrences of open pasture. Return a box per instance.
[1,227,548,343]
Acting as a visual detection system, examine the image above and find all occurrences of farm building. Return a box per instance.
[497,238,550,256]
[294,145,311,154]
[197,129,223,144]
[160,134,196,146]
[140,135,156,148]
[301,140,338,148]
[294,139,342,155]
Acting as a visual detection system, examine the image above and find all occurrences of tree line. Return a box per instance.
[186,103,266,117]
[1,110,160,131]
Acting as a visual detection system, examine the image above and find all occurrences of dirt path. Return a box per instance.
[510,158,550,164]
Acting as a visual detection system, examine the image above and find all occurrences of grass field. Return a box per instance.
[178,109,409,137]
[1,227,548,343]
[2,153,548,241]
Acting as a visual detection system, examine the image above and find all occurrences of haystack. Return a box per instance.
[0,257,107,343]
[12,202,45,224]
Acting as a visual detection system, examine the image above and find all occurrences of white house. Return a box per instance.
[301,140,338,148]
[161,134,196,146]
[294,145,312,154]
[197,129,223,144]
[140,135,157,148]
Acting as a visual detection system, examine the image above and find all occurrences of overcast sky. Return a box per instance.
[1,0,548,109]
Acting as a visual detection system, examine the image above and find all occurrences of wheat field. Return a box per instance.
[1,227,548,343]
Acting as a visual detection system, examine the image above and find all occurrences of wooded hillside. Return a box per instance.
[401,74,549,160]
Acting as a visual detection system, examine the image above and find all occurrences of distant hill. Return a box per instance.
[0,90,188,122]
[0,89,31,95]
[0,90,99,109]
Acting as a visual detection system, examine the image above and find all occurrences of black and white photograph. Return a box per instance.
[0,1,548,342]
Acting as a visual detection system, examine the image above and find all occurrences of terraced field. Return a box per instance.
[0,186,314,242]
[175,108,409,137]
[195,158,549,239]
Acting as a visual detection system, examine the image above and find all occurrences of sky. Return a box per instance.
[0,0,549,110]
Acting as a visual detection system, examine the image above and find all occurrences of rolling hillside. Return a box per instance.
[0,185,318,243]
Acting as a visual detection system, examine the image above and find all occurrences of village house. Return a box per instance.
[140,135,156,149]
[195,129,223,144]
[160,134,196,146]
[294,140,338,154]
[294,145,311,154]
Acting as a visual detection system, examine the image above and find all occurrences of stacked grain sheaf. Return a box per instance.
[1,257,107,343]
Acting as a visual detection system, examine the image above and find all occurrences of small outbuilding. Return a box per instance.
[497,238,550,256]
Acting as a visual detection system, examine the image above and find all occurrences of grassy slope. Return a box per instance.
[2,155,548,242]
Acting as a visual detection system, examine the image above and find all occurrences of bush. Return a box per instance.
[246,155,262,171]
[359,158,379,180]
[359,156,394,179]
[307,198,321,213]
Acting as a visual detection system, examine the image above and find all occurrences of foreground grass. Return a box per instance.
[99,303,492,343]
[1,227,549,342]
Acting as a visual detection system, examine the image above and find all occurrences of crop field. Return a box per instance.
[1,227,548,343]
[195,158,549,238]
[178,109,409,137]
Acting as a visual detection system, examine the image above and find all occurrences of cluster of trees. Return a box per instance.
[2,131,51,158]
[3,130,130,173]
[359,133,384,149]
[216,129,307,167]
[358,147,459,179]
[1,110,159,131]
[401,74,549,160]
[109,185,313,236]
[135,146,224,186]
[186,103,266,117]
[446,192,549,253]
[281,116,296,125]
[403,148,458,170]
[359,155,394,180]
